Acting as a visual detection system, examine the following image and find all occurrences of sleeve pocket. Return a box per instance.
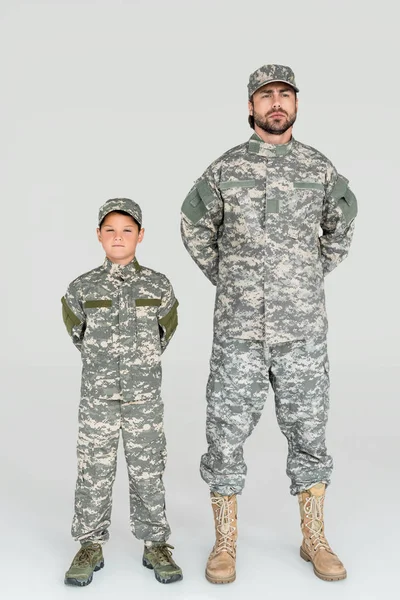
[158,299,179,342]
[337,187,358,226]
[181,180,217,225]
[61,296,82,335]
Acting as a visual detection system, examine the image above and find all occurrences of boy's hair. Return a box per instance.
[99,210,141,231]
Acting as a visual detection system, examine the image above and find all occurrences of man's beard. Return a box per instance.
[254,109,297,135]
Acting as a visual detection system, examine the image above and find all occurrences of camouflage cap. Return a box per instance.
[248,64,299,98]
[98,198,143,227]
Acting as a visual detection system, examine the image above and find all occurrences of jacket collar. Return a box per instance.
[248,132,294,158]
[102,256,141,281]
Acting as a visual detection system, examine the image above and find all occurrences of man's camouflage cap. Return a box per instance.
[98,198,143,227]
[248,64,299,98]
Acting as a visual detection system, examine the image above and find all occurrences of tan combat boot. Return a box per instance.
[298,483,347,581]
[205,493,237,584]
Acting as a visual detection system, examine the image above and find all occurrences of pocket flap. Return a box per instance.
[84,299,112,308]
[294,181,325,191]
[331,174,349,201]
[220,179,257,190]
[135,298,162,307]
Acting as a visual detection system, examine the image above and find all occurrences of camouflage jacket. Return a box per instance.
[61,257,178,401]
[181,133,357,343]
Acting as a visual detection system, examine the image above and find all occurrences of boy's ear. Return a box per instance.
[96,227,102,242]
[138,228,145,243]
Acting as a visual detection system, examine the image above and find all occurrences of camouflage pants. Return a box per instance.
[200,336,333,496]
[71,393,170,544]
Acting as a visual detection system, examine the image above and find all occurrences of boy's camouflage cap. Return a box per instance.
[248,64,299,98]
[98,198,143,227]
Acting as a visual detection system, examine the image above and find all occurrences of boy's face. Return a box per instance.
[97,212,144,265]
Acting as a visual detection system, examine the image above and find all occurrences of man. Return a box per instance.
[180,64,357,584]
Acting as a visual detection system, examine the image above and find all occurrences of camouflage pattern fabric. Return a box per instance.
[72,394,169,543]
[181,133,357,344]
[200,335,333,496]
[62,257,178,543]
[181,132,356,495]
[248,63,299,97]
[98,197,143,228]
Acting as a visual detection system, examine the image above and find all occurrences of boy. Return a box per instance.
[62,198,182,586]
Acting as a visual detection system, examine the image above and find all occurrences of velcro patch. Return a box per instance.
[181,180,217,224]
[84,300,112,308]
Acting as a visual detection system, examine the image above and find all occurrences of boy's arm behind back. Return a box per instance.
[157,276,179,353]
[61,282,86,351]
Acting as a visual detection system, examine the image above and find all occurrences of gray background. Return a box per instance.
[1,0,398,598]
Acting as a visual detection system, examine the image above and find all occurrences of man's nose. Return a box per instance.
[272,96,281,108]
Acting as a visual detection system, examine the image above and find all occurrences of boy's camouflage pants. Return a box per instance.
[200,335,333,496]
[71,394,170,544]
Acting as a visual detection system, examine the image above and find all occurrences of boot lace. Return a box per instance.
[73,545,100,566]
[303,494,330,552]
[149,543,175,566]
[212,495,236,556]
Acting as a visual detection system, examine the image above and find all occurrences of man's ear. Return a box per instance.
[248,99,254,116]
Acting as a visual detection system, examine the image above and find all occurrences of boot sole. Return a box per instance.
[64,560,104,586]
[300,547,347,581]
[205,569,236,584]
[142,557,183,584]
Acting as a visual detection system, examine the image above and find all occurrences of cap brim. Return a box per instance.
[251,79,299,96]
[99,209,141,227]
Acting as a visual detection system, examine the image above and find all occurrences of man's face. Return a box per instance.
[249,82,298,135]
[97,212,144,265]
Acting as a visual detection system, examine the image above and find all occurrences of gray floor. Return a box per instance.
[2,365,397,600]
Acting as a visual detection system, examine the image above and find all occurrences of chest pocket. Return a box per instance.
[286,181,325,237]
[82,299,113,352]
[285,182,326,265]
[293,181,325,217]
[219,179,263,246]
[134,298,162,366]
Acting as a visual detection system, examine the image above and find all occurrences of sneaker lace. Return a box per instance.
[73,545,99,566]
[212,495,236,556]
[303,494,330,552]
[150,544,175,566]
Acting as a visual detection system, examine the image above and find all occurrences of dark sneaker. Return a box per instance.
[64,543,104,586]
[142,543,183,584]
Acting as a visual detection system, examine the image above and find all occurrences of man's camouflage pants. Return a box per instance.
[200,335,333,496]
[71,393,170,544]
